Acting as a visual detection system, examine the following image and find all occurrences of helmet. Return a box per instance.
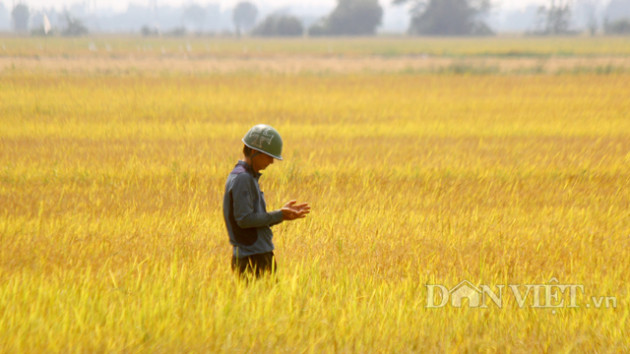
[242,124,283,160]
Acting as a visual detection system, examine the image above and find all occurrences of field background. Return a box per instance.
[1,36,629,352]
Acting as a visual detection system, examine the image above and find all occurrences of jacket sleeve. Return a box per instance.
[231,174,284,228]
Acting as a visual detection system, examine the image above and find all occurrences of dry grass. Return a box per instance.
[3,55,630,74]
[0,37,629,352]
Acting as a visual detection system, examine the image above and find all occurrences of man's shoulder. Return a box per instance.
[228,165,254,187]
[231,164,249,175]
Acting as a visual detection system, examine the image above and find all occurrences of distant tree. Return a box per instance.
[308,0,382,36]
[61,12,88,36]
[165,27,187,37]
[393,0,493,36]
[11,4,30,33]
[253,14,303,36]
[577,0,599,35]
[233,1,258,35]
[141,25,159,36]
[183,4,206,32]
[307,20,328,36]
[536,0,573,34]
[328,0,382,35]
[604,18,630,34]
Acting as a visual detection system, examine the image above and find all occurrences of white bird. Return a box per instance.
[43,14,51,35]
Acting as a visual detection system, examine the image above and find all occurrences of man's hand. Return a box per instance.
[281,200,311,221]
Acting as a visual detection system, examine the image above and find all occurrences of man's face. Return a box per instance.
[252,152,274,172]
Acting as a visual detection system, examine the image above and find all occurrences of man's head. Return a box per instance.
[242,124,283,172]
[243,145,275,172]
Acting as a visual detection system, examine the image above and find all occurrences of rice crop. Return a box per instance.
[1,37,629,352]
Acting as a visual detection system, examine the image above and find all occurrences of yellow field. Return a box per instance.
[1,37,629,352]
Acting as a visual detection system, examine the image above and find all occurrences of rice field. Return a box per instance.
[1,36,629,352]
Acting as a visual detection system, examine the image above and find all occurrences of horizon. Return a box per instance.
[4,0,553,12]
[0,0,619,34]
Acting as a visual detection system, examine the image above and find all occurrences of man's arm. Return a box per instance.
[232,174,283,228]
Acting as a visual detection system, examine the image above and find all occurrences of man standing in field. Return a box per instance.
[223,124,310,278]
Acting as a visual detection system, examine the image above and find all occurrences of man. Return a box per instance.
[223,124,310,278]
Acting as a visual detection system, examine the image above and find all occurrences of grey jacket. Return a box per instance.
[223,161,283,257]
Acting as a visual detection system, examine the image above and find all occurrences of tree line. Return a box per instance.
[232,0,491,36]
[228,0,630,37]
[9,0,630,37]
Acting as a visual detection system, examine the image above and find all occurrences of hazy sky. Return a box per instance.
[7,0,551,12]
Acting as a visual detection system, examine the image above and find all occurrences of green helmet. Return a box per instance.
[242,124,283,160]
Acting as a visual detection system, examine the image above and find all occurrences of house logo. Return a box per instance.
[425,279,618,310]
[426,280,495,308]
[450,280,483,307]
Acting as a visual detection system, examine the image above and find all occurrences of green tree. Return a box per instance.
[394,0,492,35]
[328,0,382,35]
[253,14,303,37]
[309,0,382,36]
[604,18,630,34]
[233,1,258,35]
[11,3,30,33]
[536,0,573,34]
[61,12,88,37]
